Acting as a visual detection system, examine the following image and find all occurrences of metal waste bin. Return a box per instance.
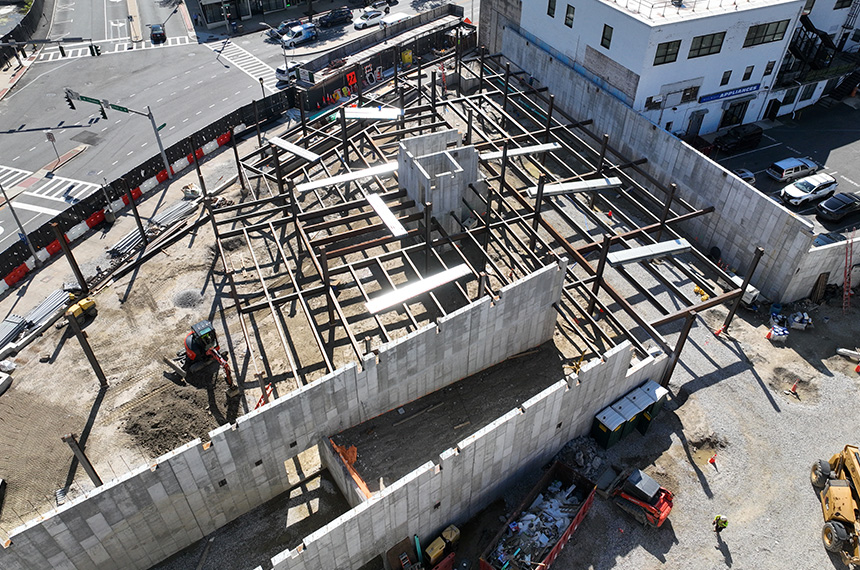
[591,406,626,449]
[639,380,669,417]
[623,387,652,435]
[610,396,641,439]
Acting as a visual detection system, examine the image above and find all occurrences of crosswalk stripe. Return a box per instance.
[35,36,194,63]
[205,40,278,93]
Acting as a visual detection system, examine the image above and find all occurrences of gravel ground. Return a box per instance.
[534,295,860,570]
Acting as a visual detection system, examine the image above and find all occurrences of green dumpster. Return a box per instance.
[591,406,626,449]
[610,396,641,439]
[640,380,669,417]
[623,387,652,435]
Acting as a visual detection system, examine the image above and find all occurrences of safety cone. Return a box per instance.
[765,329,773,340]
[607,210,613,218]
[787,381,798,395]
[317,102,321,109]
[856,363,860,373]
[713,326,724,337]
[708,453,717,465]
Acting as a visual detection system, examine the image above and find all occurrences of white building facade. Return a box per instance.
[500,0,860,135]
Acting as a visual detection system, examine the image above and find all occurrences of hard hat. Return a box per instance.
[719,516,727,522]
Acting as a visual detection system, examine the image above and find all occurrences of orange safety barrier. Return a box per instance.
[85,210,105,228]
[216,132,231,146]
[131,187,142,200]
[155,170,169,183]
[4,263,29,286]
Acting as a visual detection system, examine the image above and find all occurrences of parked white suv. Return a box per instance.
[275,60,308,83]
[779,173,838,206]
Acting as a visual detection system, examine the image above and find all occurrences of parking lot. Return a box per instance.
[713,99,860,239]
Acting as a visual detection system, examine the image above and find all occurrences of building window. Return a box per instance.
[744,20,790,47]
[681,85,700,102]
[721,70,732,86]
[564,5,575,27]
[743,66,754,81]
[802,0,815,13]
[800,83,816,100]
[601,25,613,49]
[547,0,556,17]
[645,96,662,110]
[834,0,851,8]
[654,40,681,65]
[763,60,776,76]
[688,32,726,58]
[783,87,799,104]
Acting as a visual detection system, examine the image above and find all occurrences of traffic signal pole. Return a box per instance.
[64,88,172,179]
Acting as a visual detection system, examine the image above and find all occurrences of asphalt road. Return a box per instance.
[715,101,860,237]
[0,0,474,254]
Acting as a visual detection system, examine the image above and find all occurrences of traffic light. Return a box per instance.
[59,45,66,57]
[65,92,76,110]
[88,44,101,56]
[94,44,101,56]
[99,105,107,120]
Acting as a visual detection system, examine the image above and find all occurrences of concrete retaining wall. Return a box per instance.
[782,239,860,302]
[270,341,668,570]
[500,27,826,303]
[0,262,566,570]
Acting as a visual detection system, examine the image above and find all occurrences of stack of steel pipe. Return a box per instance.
[108,200,199,257]
[0,314,27,348]
[23,290,70,328]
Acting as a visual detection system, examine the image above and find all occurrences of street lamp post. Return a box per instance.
[0,180,41,266]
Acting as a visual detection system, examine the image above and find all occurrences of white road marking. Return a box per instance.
[8,202,63,216]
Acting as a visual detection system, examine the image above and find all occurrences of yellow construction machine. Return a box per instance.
[67,295,97,323]
[811,445,860,566]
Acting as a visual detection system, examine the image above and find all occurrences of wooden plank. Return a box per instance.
[366,194,407,237]
[366,264,471,314]
[343,107,404,120]
[268,137,322,163]
[296,162,399,193]
[479,142,561,161]
[607,239,691,267]
[527,176,623,197]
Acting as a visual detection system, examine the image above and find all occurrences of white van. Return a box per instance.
[380,12,410,28]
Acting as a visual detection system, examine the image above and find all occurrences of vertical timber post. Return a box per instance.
[587,236,612,315]
[424,201,433,273]
[66,309,108,389]
[122,179,148,247]
[662,310,697,387]
[230,127,246,192]
[62,434,103,487]
[656,183,677,241]
[51,223,88,295]
[530,175,546,251]
[723,247,765,333]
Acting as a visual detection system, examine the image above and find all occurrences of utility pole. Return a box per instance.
[0,180,41,266]
[64,88,171,179]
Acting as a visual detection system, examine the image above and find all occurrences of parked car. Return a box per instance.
[367,0,390,12]
[779,173,838,206]
[380,11,410,28]
[766,157,818,182]
[275,59,308,83]
[150,24,167,44]
[816,192,860,221]
[267,19,302,39]
[354,9,385,28]
[281,23,318,47]
[714,124,763,153]
[813,232,847,247]
[319,6,353,27]
[732,168,756,185]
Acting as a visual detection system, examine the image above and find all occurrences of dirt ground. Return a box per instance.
[451,288,860,570]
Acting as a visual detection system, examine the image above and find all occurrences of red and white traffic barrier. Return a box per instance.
[1,129,234,290]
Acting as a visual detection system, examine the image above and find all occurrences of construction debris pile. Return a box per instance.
[487,480,586,569]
